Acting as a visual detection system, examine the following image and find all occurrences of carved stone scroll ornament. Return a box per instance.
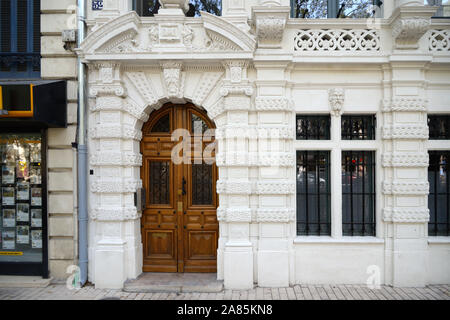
[328,88,345,116]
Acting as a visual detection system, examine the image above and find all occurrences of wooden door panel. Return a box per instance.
[141,104,218,273]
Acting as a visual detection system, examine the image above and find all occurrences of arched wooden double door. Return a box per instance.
[141,103,218,273]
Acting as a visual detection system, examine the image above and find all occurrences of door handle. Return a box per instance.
[182,177,187,196]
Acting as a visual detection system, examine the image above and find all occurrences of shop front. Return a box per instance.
[0,81,66,277]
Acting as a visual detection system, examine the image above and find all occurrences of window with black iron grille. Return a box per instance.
[428,115,450,140]
[296,115,331,140]
[341,115,376,140]
[296,151,331,236]
[428,151,450,236]
[342,151,376,236]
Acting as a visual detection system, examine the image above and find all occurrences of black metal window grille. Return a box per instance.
[341,115,376,140]
[428,151,450,236]
[342,151,376,236]
[428,115,450,140]
[296,151,331,236]
[296,115,331,140]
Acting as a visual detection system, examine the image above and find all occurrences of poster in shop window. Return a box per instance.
[29,165,41,184]
[2,230,15,250]
[31,209,42,228]
[16,182,30,201]
[2,187,15,206]
[16,203,30,222]
[2,165,15,184]
[2,209,16,227]
[31,188,42,206]
[16,226,29,244]
[31,230,42,249]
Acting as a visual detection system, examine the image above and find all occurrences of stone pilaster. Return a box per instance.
[381,62,430,287]
[217,60,254,289]
[88,62,143,289]
[254,62,294,287]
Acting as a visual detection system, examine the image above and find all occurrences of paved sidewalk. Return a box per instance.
[0,284,448,300]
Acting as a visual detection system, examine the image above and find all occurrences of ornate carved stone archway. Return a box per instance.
[81,10,295,290]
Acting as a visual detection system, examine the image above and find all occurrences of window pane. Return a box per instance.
[342,151,375,236]
[291,0,327,18]
[151,113,171,133]
[428,151,450,236]
[296,151,331,236]
[428,115,450,140]
[192,162,213,205]
[149,161,170,205]
[338,0,373,18]
[341,115,376,140]
[426,1,450,17]
[296,115,330,140]
[0,133,43,263]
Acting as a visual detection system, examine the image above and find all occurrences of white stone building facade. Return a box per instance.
[60,0,450,289]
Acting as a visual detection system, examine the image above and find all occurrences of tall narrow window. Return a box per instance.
[296,115,331,140]
[341,115,376,140]
[296,151,331,236]
[428,151,450,236]
[342,151,376,236]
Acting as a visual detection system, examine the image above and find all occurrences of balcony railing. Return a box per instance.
[0,53,41,79]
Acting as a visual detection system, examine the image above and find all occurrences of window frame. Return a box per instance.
[0,0,40,79]
[296,115,331,140]
[296,150,332,236]
[290,0,382,19]
[341,150,376,236]
[341,114,376,140]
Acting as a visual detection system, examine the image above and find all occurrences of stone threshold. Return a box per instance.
[0,276,53,288]
[123,273,223,293]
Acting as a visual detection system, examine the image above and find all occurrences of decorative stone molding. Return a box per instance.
[216,180,295,195]
[215,125,294,140]
[192,72,223,106]
[328,88,345,116]
[383,208,430,223]
[223,60,249,83]
[216,180,252,195]
[91,207,141,221]
[255,97,292,111]
[89,84,127,98]
[294,29,380,52]
[382,181,430,195]
[161,62,184,100]
[125,72,159,106]
[251,6,290,48]
[216,152,295,167]
[255,208,296,223]
[223,96,251,112]
[217,207,252,222]
[382,98,428,112]
[382,152,429,167]
[382,124,429,140]
[123,99,150,122]
[90,152,143,167]
[91,179,143,193]
[428,29,450,52]
[255,181,295,195]
[220,84,254,97]
[392,17,430,49]
[89,125,143,141]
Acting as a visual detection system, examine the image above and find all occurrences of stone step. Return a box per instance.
[123,273,223,293]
